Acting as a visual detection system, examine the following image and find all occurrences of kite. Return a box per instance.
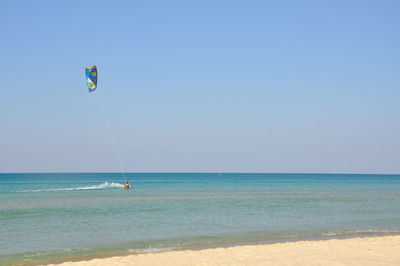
[85,66,97,92]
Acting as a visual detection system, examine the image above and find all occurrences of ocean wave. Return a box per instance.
[17,182,124,192]
[322,229,400,237]
[128,247,174,253]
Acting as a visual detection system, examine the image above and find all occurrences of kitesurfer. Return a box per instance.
[122,181,131,189]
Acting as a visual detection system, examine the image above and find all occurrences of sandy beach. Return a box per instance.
[53,236,400,266]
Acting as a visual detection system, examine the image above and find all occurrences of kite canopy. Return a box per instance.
[85,66,97,92]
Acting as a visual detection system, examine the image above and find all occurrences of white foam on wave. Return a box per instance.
[128,247,174,253]
[322,229,400,237]
[18,182,124,192]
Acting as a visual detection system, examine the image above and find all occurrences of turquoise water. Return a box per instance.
[1,173,400,265]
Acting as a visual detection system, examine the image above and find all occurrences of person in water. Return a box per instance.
[122,181,131,189]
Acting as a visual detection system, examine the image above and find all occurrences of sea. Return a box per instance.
[1,173,400,265]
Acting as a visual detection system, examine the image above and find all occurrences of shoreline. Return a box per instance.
[6,232,397,265]
[48,235,400,266]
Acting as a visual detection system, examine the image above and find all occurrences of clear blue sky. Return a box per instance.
[1,0,399,173]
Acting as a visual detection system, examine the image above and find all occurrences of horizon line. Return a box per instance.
[0,171,399,175]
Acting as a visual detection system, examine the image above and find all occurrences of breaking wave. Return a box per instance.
[322,229,400,237]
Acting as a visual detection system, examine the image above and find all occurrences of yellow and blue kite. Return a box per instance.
[85,66,97,92]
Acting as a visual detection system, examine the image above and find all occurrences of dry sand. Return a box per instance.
[53,236,400,266]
